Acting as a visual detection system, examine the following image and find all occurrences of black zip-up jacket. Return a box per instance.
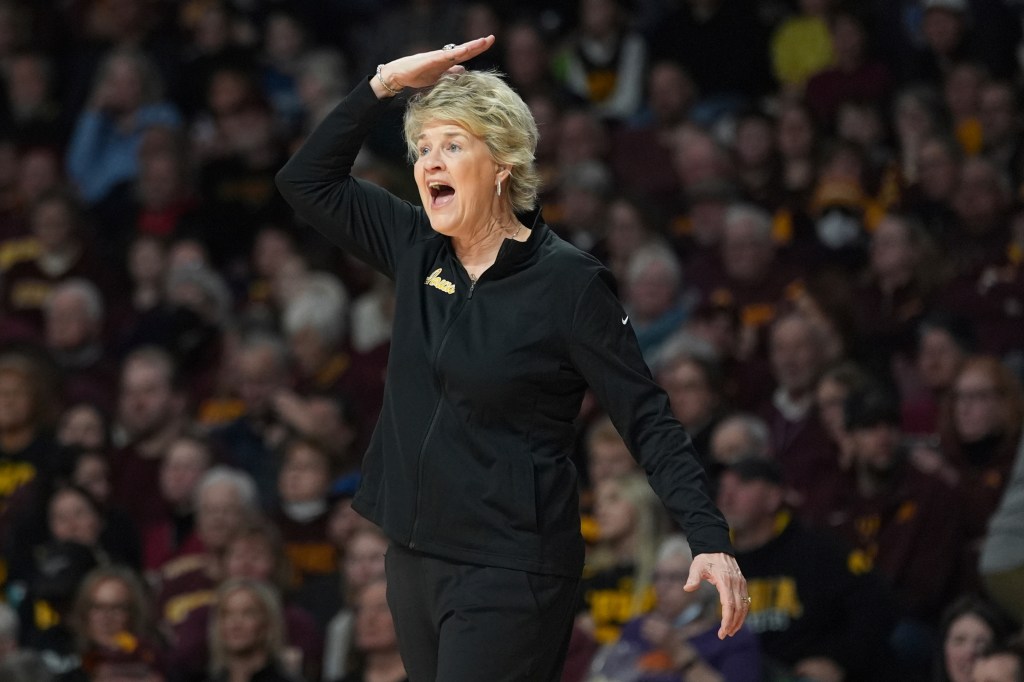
[276,77,732,577]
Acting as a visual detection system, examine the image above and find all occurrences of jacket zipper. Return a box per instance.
[408,273,474,548]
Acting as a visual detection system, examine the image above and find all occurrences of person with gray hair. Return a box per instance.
[281,272,349,385]
[597,534,762,681]
[155,466,260,642]
[44,277,119,412]
[277,35,747,681]
[709,413,772,467]
[623,242,688,365]
[760,310,840,525]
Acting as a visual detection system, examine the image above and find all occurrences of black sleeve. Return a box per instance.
[275,77,430,279]
[568,269,732,556]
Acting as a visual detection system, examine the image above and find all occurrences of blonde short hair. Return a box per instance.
[404,70,540,214]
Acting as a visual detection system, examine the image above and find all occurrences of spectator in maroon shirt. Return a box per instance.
[922,357,1024,592]
[804,10,891,128]
[0,189,106,340]
[43,279,120,415]
[0,352,59,543]
[943,157,1012,279]
[141,433,213,575]
[170,519,322,682]
[109,346,190,528]
[849,212,943,385]
[829,385,964,672]
[758,310,842,526]
[155,466,260,646]
[899,312,976,437]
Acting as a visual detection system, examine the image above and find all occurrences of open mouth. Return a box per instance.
[428,181,455,208]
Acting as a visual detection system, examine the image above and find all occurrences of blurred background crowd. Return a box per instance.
[2,0,1024,680]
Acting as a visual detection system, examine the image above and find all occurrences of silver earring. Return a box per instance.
[496,180,502,197]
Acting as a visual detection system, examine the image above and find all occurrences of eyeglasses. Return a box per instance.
[952,388,1001,404]
[89,601,130,614]
[652,570,689,583]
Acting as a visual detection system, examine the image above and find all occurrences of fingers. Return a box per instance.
[690,553,750,639]
[439,35,495,64]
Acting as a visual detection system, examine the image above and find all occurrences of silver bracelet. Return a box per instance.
[376,64,400,96]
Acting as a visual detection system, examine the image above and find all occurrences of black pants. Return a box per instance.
[385,543,580,682]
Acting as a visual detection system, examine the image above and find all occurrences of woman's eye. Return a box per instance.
[419,147,430,156]
[448,143,460,152]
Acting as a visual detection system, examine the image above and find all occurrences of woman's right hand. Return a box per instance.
[373,35,496,98]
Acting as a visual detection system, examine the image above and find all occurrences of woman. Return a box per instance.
[170,520,321,682]
[330,578,407,682]
[65,48,182,205]
[578,472,671,646]
[275,36,746,682]
[937,357,1024,590]
[933,595,1014,682]
[61,566,164,681]
[605,536,761,682]
[205,579,298,682]
[322,526,389,681]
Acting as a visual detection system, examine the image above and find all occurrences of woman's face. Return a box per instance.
[953,367,1006,443]
[917,329,964,391]
[49,489,102,546]
[30,200,74,253]
[86,579,132,646]
[74,455,111,504]
[413,120,504,243]
[58,404,106,450]
[587,438,636,487]
[278,443,329,504]
[343,532,387,592]
[160,439,209,507]
[354,581,397,653]
[128,237,166,287]
[0,370,33,431]
[870,217,916,280]
[816,376,848,443]
[224,537,276,582]
[104,57,144,112]
[735,117,774,168]
[660,360,716,430]
[918,140,959,200]
[777,106,814,160]
[944,613,994,682]
[219,588,268,656]
[606,201,648,259]
[652,553,696,618]
[327,498,361,548]
[594,479,636,544]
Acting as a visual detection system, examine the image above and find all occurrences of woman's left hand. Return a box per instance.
[375,35,495,97]
[686,552,749,639]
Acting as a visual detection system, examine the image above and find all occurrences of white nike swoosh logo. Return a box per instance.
[621,316,629,325]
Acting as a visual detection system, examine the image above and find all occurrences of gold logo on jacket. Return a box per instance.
[425,268,455,294]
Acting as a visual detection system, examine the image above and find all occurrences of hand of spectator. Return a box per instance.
[793,656,845,682]
[90,80,121,113]
[909,443,959,487]
[686,553,748,639]
[372,35,495,98]
[271,389,314,434]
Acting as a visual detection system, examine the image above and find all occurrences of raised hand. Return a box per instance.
[373,35,496,98]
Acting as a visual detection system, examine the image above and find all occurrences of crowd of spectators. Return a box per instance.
[2,0,1024,680]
